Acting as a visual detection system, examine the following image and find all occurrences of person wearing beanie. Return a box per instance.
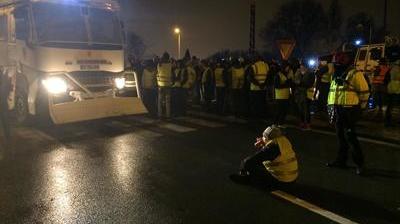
[230,125,298,187]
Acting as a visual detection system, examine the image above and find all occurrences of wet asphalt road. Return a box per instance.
[0,113,399,224]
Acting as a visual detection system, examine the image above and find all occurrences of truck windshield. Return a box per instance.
[32,3,122,48]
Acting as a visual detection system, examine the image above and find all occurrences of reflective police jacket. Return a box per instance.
[157,63,173,87]
[328,69,370,108]
[250,61,269,91]
[274,72,291,100]
[231,67,245,90]
[214,67,226,88]
[262,136,298,183]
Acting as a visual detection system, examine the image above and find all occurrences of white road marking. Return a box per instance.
[187,110,247,124]
[287,125,400,148]
[176,117,226,128]
[271,190,360,224]
[128,116,157,124]
[131,128,163,138]
[158,122,196,133]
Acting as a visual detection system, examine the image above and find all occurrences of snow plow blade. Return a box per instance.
[49,97,147,124]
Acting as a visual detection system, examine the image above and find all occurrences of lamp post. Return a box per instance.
[174,27,181,59]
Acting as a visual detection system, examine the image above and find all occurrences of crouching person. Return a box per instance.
[230,126,298,188]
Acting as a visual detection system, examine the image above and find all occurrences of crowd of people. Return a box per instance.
[131,51,400,130]
[130,51,400,176]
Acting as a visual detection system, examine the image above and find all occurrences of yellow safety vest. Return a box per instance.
[263,136,298,183]
[388,66,400,94]
[327,69,370,107]
[214,68,225,87]
[251,61,269,91]
[183,66,196,89]
[275,73,290,100]
[142,68,156,89]
[231,67,245,89]
[157,63,173,87]
[173,69,182,88]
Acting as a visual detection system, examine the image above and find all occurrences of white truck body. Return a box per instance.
[0,0,147,124]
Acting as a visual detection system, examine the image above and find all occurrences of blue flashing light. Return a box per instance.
[355,39,362,46]
[308,59,317,67]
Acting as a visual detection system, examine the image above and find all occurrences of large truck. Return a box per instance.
[0,0,147,125]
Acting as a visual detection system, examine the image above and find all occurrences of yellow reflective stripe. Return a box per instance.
[267,169,298,176]
[265,157,297,167]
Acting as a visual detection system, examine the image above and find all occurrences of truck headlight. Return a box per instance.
[115,77,126,90]
[42,77,68,95]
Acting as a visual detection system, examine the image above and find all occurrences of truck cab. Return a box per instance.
[0,0,146,124]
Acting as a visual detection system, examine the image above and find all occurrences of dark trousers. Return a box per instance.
[385,94,400,124]
[142,88,157,116]
[240,150,281,187]
[334,106,364,167]
[158,87,171,118]
[250,90,267,118]
[372,84,386,110]
[275,99,289,125]
[171,88,183,117]
[231,89,244,117]
[297,98,311,124]
[216,87,226,114]
[318,82,330,112]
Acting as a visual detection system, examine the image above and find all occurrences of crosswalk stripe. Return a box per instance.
[128,116,157,124]
[272,191,359,224]
[175,117,226,128]
[187,110,247,124]
[158,122,196,133]
[131,128,163,138]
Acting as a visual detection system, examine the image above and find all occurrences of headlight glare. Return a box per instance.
[115,77,126,90]
[42,77,68,94]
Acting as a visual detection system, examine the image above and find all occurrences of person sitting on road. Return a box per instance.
[230,125,298,188]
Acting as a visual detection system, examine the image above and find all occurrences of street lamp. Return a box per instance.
[174,27,181,59]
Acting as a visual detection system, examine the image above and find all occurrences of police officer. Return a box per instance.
[201,60,214,111]
[316,60,334,114]
[372,58,390,113]
[326,53,370,175]
[141,60,158,116]
[229,59,246,117]
[385,60,400,127]
[157,52,174,118]
[172,60,184,117]
[293,63,315,130]
[230,125,298,187]
[274,62,293,127]
[0,68,11,145]
[214,61,228,114]
[248,55,269,117]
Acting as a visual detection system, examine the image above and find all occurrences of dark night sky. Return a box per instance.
[120,0,400,58]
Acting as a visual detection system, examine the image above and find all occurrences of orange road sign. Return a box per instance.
[277,40,296,60]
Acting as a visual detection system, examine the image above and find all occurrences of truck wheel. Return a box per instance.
[14,84,29,125]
